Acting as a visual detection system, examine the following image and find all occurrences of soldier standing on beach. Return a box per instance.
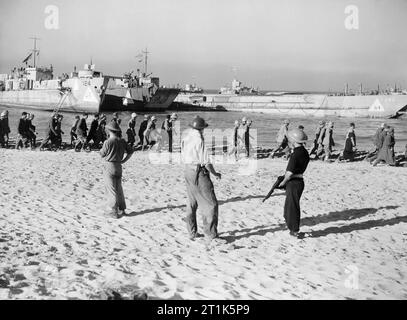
[181,116,223,243]
[100,120,134,218]
[277,128,310,238]
[0,110,11,148]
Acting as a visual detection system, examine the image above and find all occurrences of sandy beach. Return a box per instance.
[0,148,406,300]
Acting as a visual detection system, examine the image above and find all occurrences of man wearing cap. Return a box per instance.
[181,116,222,242]
[277,128,310,238]
[309,120,325,157]
[271,120,290,159]
[100,120,134,218]
[0,110,11,148]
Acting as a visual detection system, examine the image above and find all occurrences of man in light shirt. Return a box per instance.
[181,116,222,243]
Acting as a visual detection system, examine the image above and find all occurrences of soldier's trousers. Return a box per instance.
[184,167,219,239]
[284,178,304,233]
[104,162,126,212]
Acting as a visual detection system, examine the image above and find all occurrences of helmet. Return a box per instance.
[189,116,208,130]
[131,112,137,118]
[170,113,178,120]
[288,128,308,144]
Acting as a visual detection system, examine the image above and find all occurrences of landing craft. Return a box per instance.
[174,79,407,118]
[0,39,179,113]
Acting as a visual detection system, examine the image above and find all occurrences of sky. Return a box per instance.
[1,0,407,91]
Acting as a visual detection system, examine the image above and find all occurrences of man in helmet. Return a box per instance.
[181,115,222,243]
[267,127,310,238]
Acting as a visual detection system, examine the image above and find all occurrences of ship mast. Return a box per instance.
[142,48,149,75]
[29,36,40,68]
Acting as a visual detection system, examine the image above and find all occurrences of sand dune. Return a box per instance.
[0,149,406,299]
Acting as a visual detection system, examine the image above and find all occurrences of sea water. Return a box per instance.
[1,107,406,153]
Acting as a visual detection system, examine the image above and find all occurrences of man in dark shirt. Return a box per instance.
[278,128,310,238]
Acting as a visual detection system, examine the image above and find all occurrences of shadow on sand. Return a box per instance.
[222,205,401,243]
[125,194,276,217]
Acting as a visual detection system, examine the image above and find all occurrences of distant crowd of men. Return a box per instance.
[0,110,179,152]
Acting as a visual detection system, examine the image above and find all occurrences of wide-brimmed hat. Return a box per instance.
[105,121,122,132]
[189,116,208,130]
[288,128,308,144]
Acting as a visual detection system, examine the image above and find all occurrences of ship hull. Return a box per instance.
[101,88,179,112]
[0,87,180,114]
[174,93,407,118]
[0,89,100,113]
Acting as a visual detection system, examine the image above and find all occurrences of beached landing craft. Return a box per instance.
[0,40,179,113]
[174,79,407,118]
